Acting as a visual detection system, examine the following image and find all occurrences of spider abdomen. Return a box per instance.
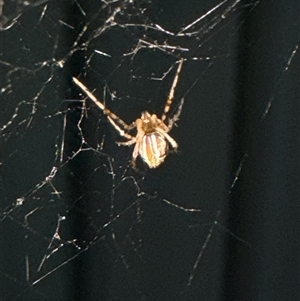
[140,132,168,168]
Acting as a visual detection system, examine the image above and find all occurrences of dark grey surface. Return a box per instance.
[0,0,299,300]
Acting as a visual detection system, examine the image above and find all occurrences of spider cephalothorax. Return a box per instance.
[73,58,184,168]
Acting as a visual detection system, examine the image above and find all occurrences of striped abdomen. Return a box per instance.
[139,132,168,168]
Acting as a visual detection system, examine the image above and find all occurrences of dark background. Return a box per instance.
[0,0,299,301]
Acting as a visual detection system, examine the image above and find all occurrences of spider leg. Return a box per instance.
[131,139,142,169]
[163,133,178,149]
[161,58,184,122]
[73,77,133,131]
[167,97,185,130]
[117,138,136,146]
[155,128,178,149]
[107,116,135,141]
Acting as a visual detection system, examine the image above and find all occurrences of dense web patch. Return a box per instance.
[0,1,299,300]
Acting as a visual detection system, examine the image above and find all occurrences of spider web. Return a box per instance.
[0,0,299,300]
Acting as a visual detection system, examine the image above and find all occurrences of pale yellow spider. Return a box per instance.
[72,58,184,168]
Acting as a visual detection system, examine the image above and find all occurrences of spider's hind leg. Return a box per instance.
[116,139,136,146]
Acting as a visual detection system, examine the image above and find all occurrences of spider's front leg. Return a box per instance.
[161,58,184,122]
[167,97,185,130]
[107,116,135,141]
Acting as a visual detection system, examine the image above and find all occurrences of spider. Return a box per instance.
[72,58,184,169]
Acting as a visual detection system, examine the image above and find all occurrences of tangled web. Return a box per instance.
[0,0,298,300]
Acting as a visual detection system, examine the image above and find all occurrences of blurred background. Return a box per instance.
[0,0,299,300]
